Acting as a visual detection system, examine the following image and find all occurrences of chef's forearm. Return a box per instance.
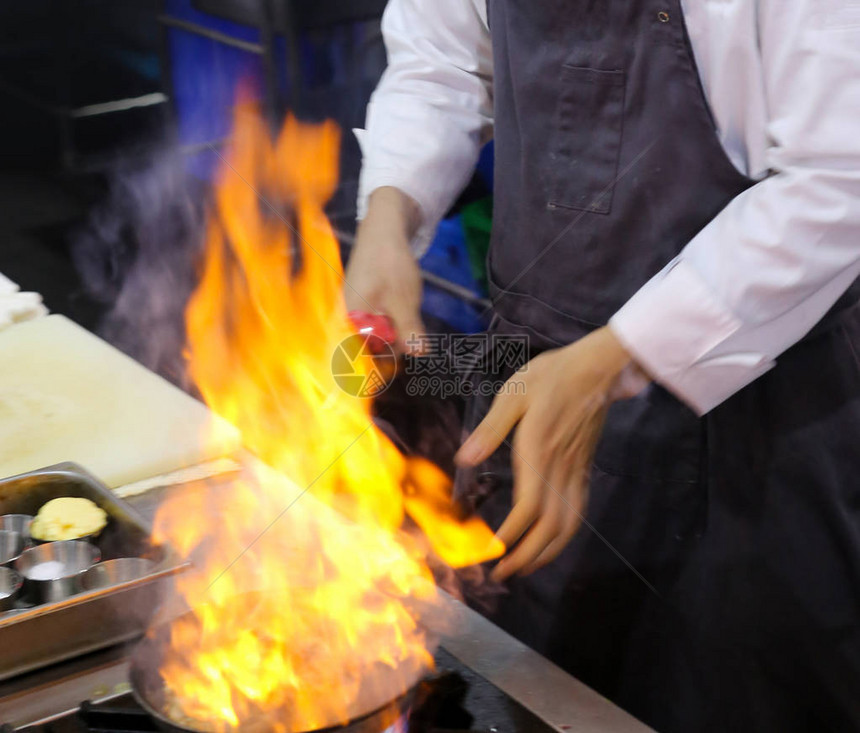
[359,187,424,246]
[355,0,493,257]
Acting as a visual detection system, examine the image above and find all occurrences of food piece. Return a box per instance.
[30,497,108,541]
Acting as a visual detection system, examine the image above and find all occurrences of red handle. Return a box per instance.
[348,311,398,352]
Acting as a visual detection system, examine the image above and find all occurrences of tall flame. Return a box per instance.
[151,99,503,732]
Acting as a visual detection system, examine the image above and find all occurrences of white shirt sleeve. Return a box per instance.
[610,1,860,415]
[356,0,494,256]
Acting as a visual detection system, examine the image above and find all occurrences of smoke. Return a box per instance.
[71,150,208,390]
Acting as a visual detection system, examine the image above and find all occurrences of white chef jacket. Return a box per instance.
[356,0,860,414]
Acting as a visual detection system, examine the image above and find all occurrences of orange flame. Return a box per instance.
[151,99,504,732]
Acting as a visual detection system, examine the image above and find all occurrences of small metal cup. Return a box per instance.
[0,515,33,539]
[15,541,101,603]
[81,558,156,591]
[0,567,23,612]
[0,531,28,567]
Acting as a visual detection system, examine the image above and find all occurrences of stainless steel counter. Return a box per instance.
[0,478,654,732]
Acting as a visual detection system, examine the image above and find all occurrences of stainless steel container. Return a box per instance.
[81,557,156,591]
[0,463,186,681]
[0,567,23,611]
[0,515,33,538]
[0,531,27,567]
[15,541,100,603]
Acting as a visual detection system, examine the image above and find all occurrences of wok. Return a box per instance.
[129,606,419,733]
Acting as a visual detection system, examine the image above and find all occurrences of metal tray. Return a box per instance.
[0,463,185,681]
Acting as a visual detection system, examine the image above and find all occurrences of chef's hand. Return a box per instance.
[345,187,426,353]
[455,326,650,580]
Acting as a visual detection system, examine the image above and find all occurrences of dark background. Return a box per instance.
[0,0,389,335]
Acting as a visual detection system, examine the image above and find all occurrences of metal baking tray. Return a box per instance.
[0,463,185,681]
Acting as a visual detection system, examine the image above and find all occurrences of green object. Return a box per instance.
[460,196,493,291]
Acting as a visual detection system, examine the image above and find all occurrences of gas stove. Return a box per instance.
[5,649,554,733]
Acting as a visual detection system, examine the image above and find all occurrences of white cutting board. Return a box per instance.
[0,315,240,488]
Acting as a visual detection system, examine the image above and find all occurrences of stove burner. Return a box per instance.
[409,672,477,732]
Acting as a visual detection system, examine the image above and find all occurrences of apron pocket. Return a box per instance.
[548,65,625,215]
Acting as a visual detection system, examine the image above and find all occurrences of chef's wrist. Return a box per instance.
[363,186,424,244]
[610,361,652,401]
[601,325,652,401]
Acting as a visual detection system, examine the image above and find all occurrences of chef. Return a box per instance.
[345,1,860,730]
